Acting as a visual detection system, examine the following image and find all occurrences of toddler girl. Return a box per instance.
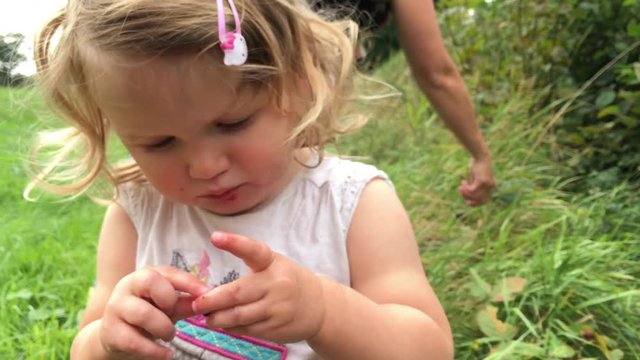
[29,0,453,359]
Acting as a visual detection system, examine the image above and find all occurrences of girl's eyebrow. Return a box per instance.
[118,133,172,143]
[235,82,262,102]
[221,84,265,116]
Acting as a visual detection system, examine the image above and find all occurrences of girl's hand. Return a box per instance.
[99,266,210,359]
[192,232,326,344]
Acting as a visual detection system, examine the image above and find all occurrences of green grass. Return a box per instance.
[1,55,639,360]
[0,87,103,359]
[337,55,640,359]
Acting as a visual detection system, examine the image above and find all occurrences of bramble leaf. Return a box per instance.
[476,305,518,340]
[492,276,528,303]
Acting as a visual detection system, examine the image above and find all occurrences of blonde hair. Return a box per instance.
[26,0,362,200]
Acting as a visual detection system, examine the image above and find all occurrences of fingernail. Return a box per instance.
[211,231,225,245]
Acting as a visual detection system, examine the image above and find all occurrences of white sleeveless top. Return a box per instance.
[118,156,391,360]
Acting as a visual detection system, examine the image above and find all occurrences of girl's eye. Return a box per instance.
[145,137,175,150]
[217,117,251,132]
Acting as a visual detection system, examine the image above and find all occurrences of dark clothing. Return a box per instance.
[311,0,392,29]
[311,0,400,68]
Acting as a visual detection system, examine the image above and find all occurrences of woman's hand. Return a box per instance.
[192,232,326,344]
[99,266,210,359]
[459,156,495,206]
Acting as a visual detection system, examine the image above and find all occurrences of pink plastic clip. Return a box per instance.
[216,0,247,66]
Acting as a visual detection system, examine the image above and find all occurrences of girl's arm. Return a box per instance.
[71,202,139,359]
[392,0,495,206]
[307,179,454,359]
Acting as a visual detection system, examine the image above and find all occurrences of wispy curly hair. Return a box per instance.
[26,0,362,200]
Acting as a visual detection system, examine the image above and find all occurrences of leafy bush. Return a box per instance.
[0,33,26,87]
[552,0,640,187]
[435,0,640,188]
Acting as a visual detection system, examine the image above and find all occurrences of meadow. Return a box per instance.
[0,55,639,359]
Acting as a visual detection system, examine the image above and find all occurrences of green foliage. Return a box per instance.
[338,58,640,358]
[436,0,640,188]
[0,33,27,87]
[551,0,640,188]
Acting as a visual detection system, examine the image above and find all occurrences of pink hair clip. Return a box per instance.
[217,0,247,66]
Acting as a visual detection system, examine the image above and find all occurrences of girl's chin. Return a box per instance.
[196,197,263,216]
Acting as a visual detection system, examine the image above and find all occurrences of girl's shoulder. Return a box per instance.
[292,155,394,225]
[117,180,158,205]
[303,155,392,191]
[115,180,164,225]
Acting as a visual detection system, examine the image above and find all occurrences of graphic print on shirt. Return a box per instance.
[170,249,288,360]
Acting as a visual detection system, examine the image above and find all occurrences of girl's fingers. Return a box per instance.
[210,232,274,272]
[192,275,267,314]
[102,320,173,360]
[130,266,210,317]
[171,294,201,321]
[154,265,211,295]
[120,296,177,342]
[101,266,209,359]
[129,267,177,315]
[205,298,273,329]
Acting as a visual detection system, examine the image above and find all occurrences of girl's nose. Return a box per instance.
[187,142,230,180]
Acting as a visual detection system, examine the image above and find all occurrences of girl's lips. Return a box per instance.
[201,186,240,200]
